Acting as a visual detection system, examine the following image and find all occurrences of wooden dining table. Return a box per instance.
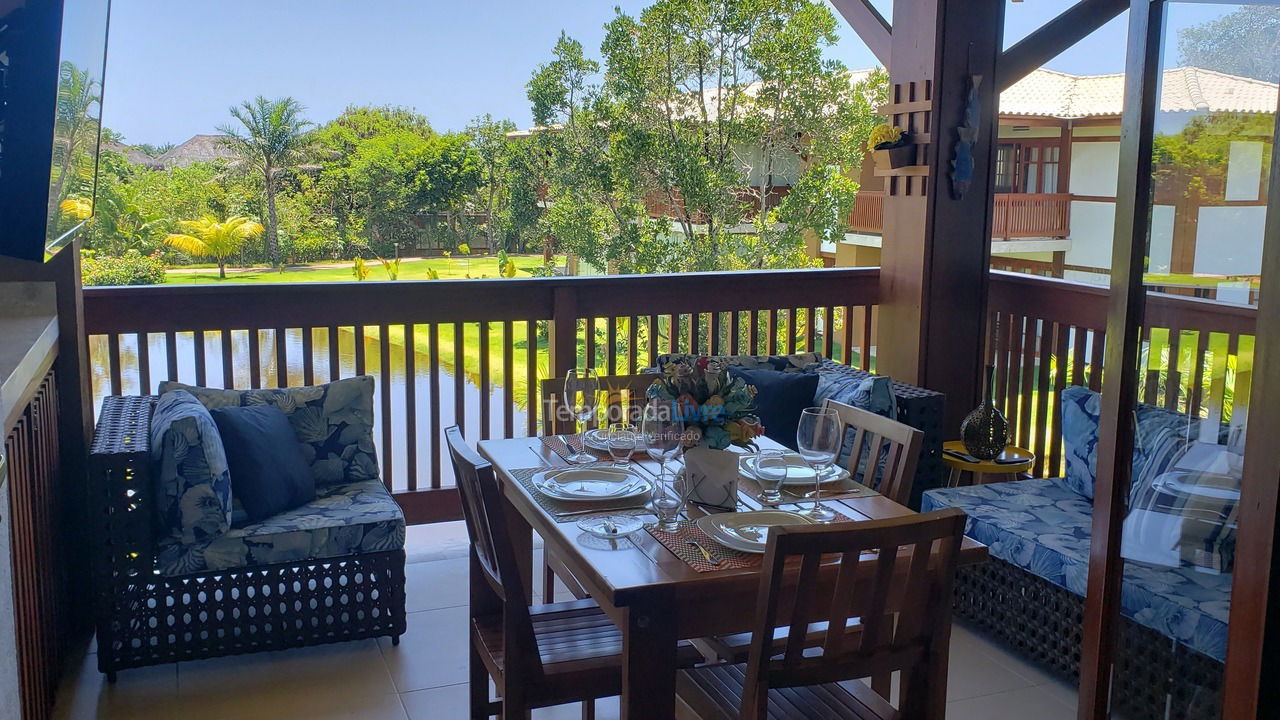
[477,435,988,720]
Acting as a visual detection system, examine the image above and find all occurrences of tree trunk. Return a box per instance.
[218,262,226,279]
[264,172,281,268]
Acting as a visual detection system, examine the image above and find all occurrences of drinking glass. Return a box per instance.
[796,407,840,522]
[752,449,789,505]
[563,368,600,464]
[607,423,637,468]
[642,404,685,532]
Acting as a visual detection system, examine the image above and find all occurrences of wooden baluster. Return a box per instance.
[247,329,261,387]
[526,320,538,437]
[627,315,638,374]
[479,321,491,440]
[275,327,288,388]
[430,323,442,488]
[749,310,760,355]
[607,316,619,374]
[1050,322,1070,477]
[504,320,515,439]
[1189,330,1209,420]
[863,305,875,370]
[585,317,597,370]
[302,326,315,386]
[1018,317,1037,452]
[768,309,779,355]
[406,323,418,492]
[455,322,466,436]
[843,306,855,366]
[165,330,179,383]
[136,332,151,395]
[221,329,234,389]
[354,325,366,377]
[1004,315,1023,438]
[669,314,679,353]
[648,314,659,367]
[823,306,835,360]
[1089,328,1106,391]
[194,331,207,387]
[786,309,798,354]
[992,313,1010,415]
[380,324,394,490]
[1071,326,1087,387]
[107,334,123,395]
[1164,328,1182,411]
[805,307,816,352]
[1142,326,1159,406]
[689,312,700,355]
[729,310,740,355]
[1033,320,1053,477]
[328,326,340,382]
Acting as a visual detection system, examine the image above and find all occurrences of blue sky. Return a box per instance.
[100,1,1230,147]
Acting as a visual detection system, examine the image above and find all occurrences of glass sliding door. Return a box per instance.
[1084,1,1278,718]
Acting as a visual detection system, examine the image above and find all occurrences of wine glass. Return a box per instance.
[752,449,789,505]
[607,423,637,468]
[796,407,840,522]
[563,368,600,465]
[642,404,685,532]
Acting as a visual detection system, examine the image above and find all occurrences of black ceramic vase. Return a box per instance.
[960,366,1009,461]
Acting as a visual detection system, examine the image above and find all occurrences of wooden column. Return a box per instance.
[877,0,1005,432]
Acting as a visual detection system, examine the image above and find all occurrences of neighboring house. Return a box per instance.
[155,134,239,169]
[833,66,1277,295]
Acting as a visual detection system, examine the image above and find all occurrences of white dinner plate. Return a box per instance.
[739,455,850,486]
[534,468,650,501]
[695,510,815,554]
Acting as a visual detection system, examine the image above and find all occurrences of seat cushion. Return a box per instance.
[677,663,896,720]
[815,372,897,476]
[211,405,317,522]
[150,390,233,547]
[156,478,405,575]
[923,479,1230,661]
[728,367,819,451]
[159,377,379,488]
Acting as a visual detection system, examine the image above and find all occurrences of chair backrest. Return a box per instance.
[823,398,923,506]
[540,373,658,436]
[444,426,542,678]
[741,508,967,720]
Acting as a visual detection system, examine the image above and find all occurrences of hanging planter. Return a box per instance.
[868,124,916,170]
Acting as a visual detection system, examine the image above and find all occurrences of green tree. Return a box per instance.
[48,61,103,234]
[219,96,314,267]
[465,114,519,250]
[164,215,266,278]
[1178,6,1280,82]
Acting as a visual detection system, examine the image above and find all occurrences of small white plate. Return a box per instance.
[534,468,650,501]
[740,455,850,486]
[695,510,814,554]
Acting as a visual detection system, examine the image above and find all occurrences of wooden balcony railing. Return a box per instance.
[986,271,1255,479]
[83,268,1256,521]
[83,268,880,524]
[847,191,1071,239]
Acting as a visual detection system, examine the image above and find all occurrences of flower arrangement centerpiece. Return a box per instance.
[647,357,764,450]
[868,123,915,169]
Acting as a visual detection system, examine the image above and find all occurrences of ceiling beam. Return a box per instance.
[829,0,892,68]
[996,0,1128,92]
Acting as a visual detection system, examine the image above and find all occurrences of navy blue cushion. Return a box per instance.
[211,406,316,522]
[729,367,819,451]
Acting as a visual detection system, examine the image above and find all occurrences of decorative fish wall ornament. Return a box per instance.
[950,74,983,200]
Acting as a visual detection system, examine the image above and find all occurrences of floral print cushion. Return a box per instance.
[1061,386,1193,501]
[159,377,379,488]
[156,479,406,575]
[150,390,233,547]
[815,372,897,476]
[923,479,1230,662]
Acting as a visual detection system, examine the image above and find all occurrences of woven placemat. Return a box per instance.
[737,473,879,507]
[510,466,653,522]
[648,509,855,573]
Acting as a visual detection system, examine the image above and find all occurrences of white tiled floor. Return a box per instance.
[55,522,1079,720]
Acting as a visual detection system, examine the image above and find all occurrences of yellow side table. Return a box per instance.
[942,441,1035,487]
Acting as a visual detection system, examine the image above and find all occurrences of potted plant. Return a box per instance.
[869,124,915,169]
[647,358,765,503]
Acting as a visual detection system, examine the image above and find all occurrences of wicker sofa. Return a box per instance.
[90,377,407,680]
[923,386,1228,720]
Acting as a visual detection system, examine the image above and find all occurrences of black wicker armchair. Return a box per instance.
[90,395,407,680]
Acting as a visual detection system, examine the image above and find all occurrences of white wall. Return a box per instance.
[1225,141,1264,202]
[1070,141,1120,197]
[1194,206,1268,276]
[1065,200,1117,271]
[1148,205,1175,275]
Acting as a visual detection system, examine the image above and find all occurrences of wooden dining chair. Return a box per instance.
[538,372,657,602]
[446,426,699,720]
[823,398,924,506]
[539,373,658,436]
[676,508,968,720]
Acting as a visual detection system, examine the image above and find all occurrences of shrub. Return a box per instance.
[82,250,167,286]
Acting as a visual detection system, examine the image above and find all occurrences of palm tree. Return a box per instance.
[218,96,312,267]
[164,215,265,279]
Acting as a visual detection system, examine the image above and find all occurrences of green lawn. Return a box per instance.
[163,254,561,284]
